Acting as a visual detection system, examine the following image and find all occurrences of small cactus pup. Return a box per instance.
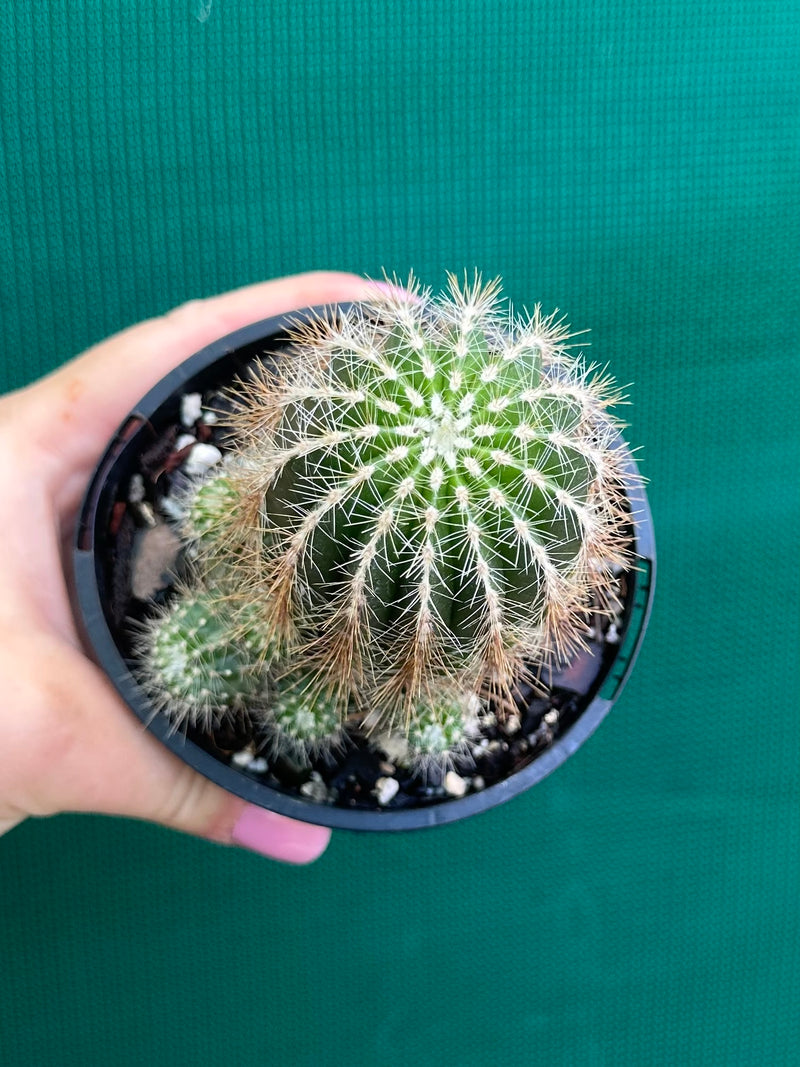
[138,273,638,793]
[136,586,272,730]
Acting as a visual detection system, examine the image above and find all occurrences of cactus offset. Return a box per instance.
[137,588,270,729]
[140,274,633,763]
[183,471,239,546]
[267,672,343,758]
[404,688,480,769]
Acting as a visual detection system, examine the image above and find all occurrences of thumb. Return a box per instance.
[5,636,331,863]
[128,757,333,865]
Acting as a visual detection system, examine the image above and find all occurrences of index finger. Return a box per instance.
[18,271,387,507]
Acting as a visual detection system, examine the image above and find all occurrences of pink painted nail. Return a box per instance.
[231,805,331,864]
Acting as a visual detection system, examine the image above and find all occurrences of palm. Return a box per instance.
[0,272,377,855]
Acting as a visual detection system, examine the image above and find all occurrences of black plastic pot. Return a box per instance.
[73,307,656,831]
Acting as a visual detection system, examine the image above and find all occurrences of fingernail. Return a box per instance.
[231,805,331,863]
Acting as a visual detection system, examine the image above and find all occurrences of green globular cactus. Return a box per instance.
[178,467,263,589]
[404,689,480,767]
[267,673,343,758]
[142,274,633,764]
[183,471,240,546]
[138,589,269,729]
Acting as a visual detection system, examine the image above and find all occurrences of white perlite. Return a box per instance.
[300,772,330,804]
[175,433,197,452]
[183,443,222,475]
[444,771,468,798]
[374,776,400,805]
[500,712,522,736]
[232,747,256,767]
[181,392,203,427]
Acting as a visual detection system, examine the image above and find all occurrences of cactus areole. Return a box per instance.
[74,278,655,830]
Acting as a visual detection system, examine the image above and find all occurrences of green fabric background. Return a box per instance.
[1,1,798,1064]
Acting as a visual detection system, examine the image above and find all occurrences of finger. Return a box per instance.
[18,271,391,496]
[3,635,330,863]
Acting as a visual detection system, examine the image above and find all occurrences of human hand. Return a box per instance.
[0,271,384,862]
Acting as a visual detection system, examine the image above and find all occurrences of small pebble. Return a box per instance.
[247,757,268,774]
[183,443,222,475]
[181,393,203,427]
[444,771,468,798]
[605,622,620,644]
[300,773,330,804]
[201,409,219,424]
[175,433,197,452]
[500,713,521,736]
[544,709,559,726]
[232,747,256,767]
[374,776,400,805]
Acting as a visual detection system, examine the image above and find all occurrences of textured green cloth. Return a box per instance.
[1,2,798,1064]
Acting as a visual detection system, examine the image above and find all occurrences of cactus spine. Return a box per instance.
[139,275,632,763]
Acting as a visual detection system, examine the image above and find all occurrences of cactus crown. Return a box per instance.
[138,274,632,765]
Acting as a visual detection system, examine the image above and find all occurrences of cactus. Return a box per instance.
[182,470,240,547]
[139,274,633,768]
[137,588,270,729]
[267,672,343,758]
[404,689,480,769]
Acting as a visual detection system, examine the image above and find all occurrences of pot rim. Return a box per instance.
[73,306,656,831]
